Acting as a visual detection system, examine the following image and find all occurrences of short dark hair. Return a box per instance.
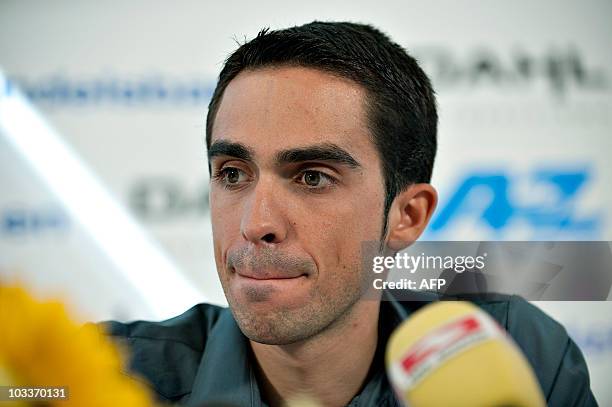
[206,21,437,239]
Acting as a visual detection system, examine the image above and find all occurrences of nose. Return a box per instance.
[240,177,288,245]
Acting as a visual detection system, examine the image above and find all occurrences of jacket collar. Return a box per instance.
[187,308,263,407]
[187,293,410,407]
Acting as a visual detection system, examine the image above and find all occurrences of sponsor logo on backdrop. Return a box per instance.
[412,45,609,97]
[129,177,209,220]
[1,74,214,107]
[427,168,601,239]
[567,324,612,357]
[1,205,70,238]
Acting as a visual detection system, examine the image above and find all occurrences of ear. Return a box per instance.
[385,183,437,251]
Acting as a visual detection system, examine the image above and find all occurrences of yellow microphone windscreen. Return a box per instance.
[386,301,546,407]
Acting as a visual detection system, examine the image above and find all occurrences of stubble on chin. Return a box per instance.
[228,279,364,345]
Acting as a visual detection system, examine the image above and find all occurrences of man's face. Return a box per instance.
[209,66,386,345]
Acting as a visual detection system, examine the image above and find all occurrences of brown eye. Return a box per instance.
[297,170,336,189]
[216,167,248,187]
[303,171,322,187]
[225,168,241,184]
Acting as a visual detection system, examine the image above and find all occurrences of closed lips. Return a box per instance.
[235,269,307,280]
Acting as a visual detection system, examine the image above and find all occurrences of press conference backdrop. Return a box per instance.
[1,0,611,403]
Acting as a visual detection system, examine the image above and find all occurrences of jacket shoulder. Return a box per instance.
[99,303,226,403]
[479,296,597,406]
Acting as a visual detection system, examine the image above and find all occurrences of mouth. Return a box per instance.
[234,268,308,281]
[229,266,312,304]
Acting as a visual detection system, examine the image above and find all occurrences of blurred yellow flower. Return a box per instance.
[0,284,155,407]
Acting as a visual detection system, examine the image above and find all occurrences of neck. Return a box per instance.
[250,300,381,407]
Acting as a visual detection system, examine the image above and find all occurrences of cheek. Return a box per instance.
[300,192,384,273]
[210,194,242,263]
[210,190,243,230]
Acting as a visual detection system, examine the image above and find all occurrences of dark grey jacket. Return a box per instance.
[103,293,598,406]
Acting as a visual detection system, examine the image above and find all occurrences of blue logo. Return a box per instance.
[567,324,612,357]
[1,206,70,237]
[427,168,601,239]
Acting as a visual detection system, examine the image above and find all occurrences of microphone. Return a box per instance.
[385,301,546,407]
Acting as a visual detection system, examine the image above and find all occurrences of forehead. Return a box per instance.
[211,66,376,163]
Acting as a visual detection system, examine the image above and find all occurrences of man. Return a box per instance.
[104,22,597,406]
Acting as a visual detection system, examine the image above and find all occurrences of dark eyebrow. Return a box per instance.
[208,140,254,162]
[275,143,361,169]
